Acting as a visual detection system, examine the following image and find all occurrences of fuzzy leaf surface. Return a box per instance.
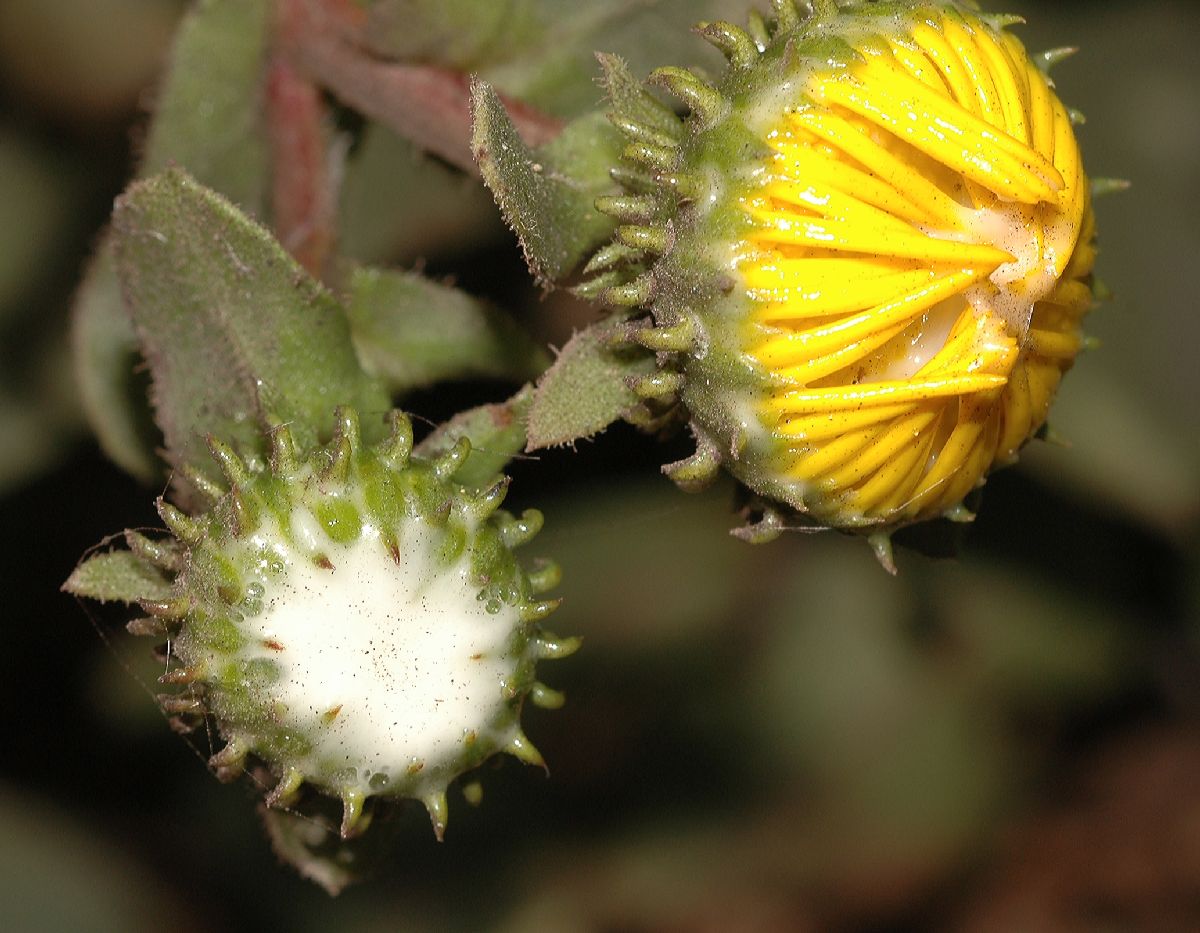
[526,320,655,450]
[345,266,548,392]
[71,246,160,481]
[364,0,751,117]
[415,385,534,489]
[71,0,271,481]
[362,0,544,71]
[472,81,621,284]
[112,170,389,492]
[140,0,271,213]
[63,551,173,604]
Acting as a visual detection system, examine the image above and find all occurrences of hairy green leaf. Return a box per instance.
[345,266,548,393]
[362,0,544,71]
[71,246,160,482]
[415,385,534,489]
[526,320,655,450]
[501,0,754,116]
[63,550,173,604]
[472,81,621,284]
[364,0,751,118]
[112,169,389,494]
[141,0,271,214]
[71,0,272,482]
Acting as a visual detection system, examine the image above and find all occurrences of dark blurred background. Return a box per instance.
[1,1,1198,930]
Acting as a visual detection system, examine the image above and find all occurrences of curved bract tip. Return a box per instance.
[589,0,1100,543]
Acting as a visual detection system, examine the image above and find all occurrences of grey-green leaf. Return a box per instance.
[362,0,544,71]
[63,550,173,604]
[111,169,389,495]
[140,0,271,215]
[508,0,754,117]
[415,385,533,489]
[471,80,621,284]
[70,245,160,482]
[345,266,548,393]
[71,0,272,483]
[363,0,749,118]
[526,320,655,450]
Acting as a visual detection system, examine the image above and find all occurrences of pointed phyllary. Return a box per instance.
[67,407,577,840]
[587,0,1101,539]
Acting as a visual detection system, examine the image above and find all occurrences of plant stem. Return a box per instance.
[265,52,334,277]
[278,0,562,176]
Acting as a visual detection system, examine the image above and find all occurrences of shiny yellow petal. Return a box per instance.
[784,424,885,481]
[774,402,914,442]
[769,373,1009,414]
[752,268,989,365]
[708,4,1095,527]
[788,109,965,228]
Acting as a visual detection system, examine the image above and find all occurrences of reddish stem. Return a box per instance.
[266,0,344,277]
[265,53,334,277]
[278,0,562,176]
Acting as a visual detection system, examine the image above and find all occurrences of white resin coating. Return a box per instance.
[240,512,520,788]
[959,199,1075,338]
[842,200,1071,387]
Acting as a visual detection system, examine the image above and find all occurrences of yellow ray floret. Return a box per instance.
[737,7,1094,527]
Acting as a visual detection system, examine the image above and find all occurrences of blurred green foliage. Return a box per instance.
[1,0,1197,930]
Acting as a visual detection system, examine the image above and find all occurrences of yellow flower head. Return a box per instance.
[595,0,1097,536]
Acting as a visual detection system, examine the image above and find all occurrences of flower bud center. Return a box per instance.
[721,15,1092,524]
[225,510,517,790]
